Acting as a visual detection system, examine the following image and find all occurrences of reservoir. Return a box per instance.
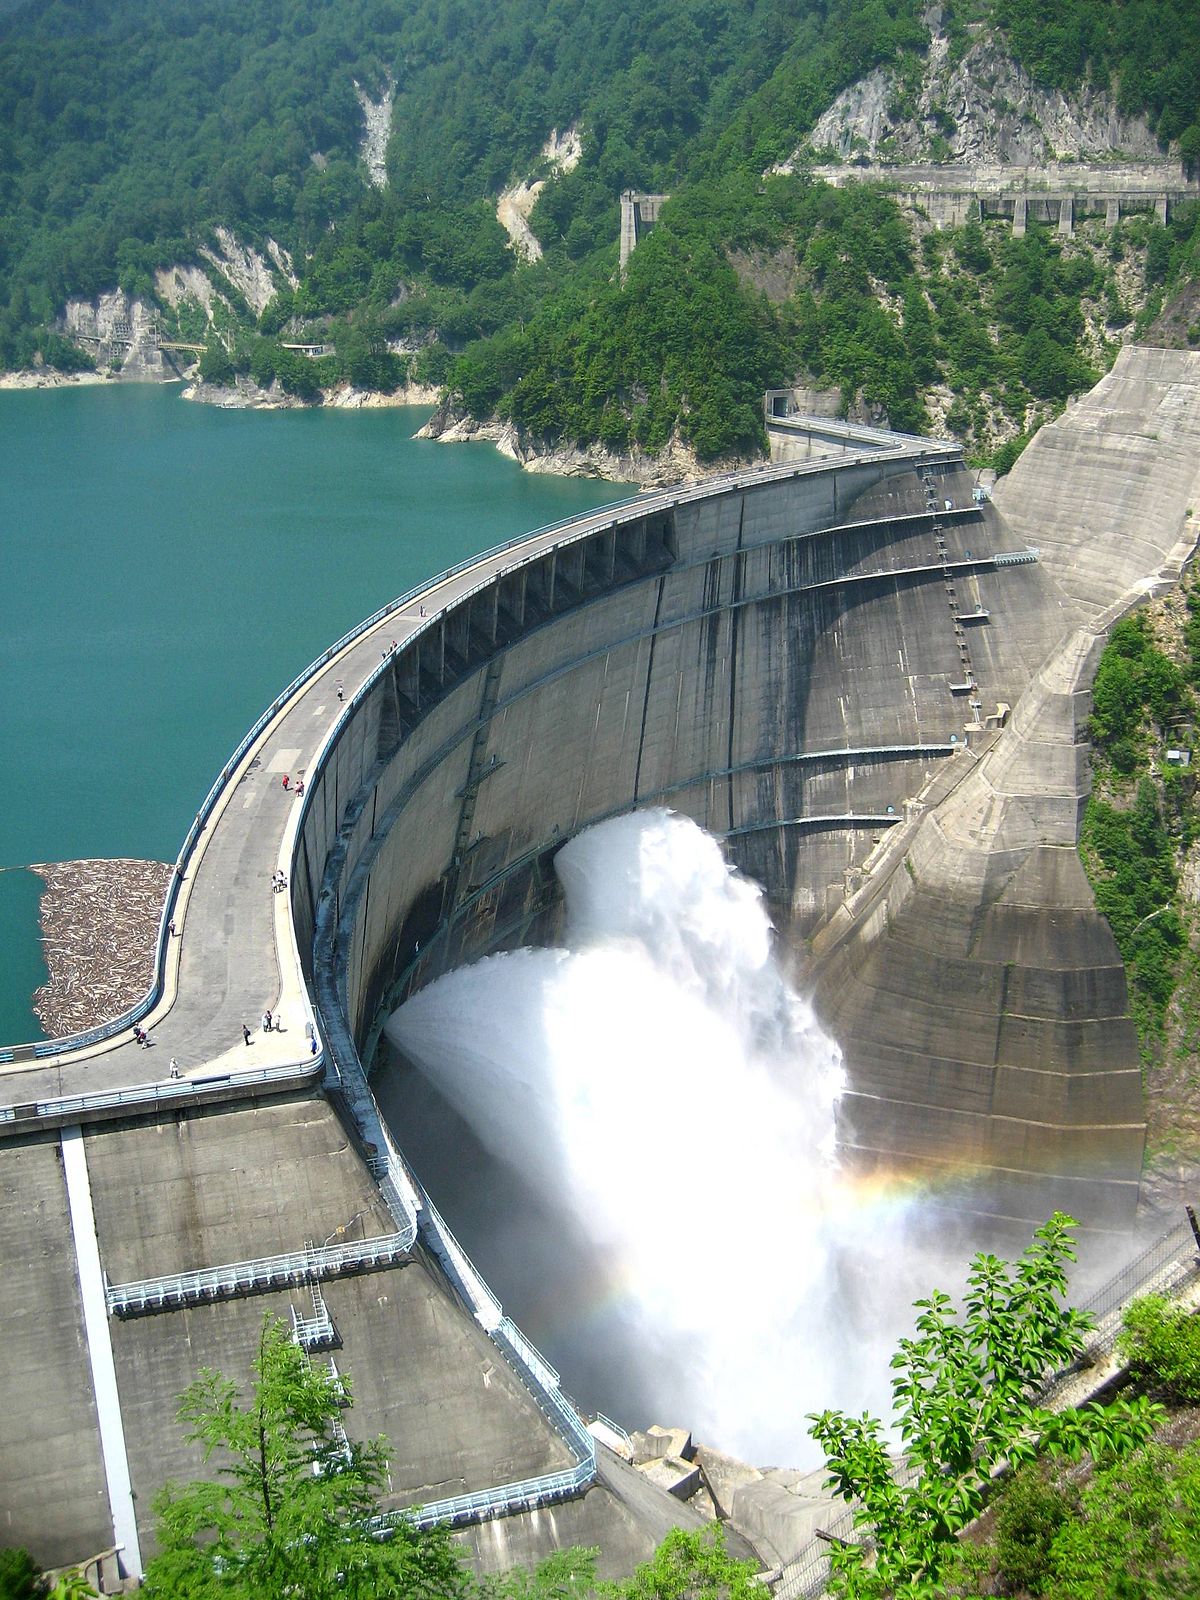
[0,383,630,1043]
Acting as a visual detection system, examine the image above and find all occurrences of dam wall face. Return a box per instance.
[295,443,1145,1231]
[298,454,961,1025]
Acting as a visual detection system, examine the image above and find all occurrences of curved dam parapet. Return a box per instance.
[4,356,1197,1576]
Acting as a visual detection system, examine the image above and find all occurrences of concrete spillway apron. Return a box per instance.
[60,1126,144,1579]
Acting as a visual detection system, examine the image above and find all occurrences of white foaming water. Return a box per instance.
[386,809,898,1462]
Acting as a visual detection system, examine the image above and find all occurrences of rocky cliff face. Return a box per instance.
[417,398,731,487]
[786,11,1165,168]
[198,227,284,316]
[355,78,394,189]
[59,289,175,379]
[55,229,295,381]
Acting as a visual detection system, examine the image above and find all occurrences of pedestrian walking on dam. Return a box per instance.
[262,1010,272,1033]
[282,773,290,790]
[242,1023,251,1045]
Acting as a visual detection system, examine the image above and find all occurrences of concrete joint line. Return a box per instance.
[60,1126,143,1580]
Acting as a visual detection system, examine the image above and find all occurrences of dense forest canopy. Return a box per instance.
[0,0,924,327]
[1,0,1199,460]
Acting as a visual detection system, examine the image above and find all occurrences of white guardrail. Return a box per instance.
[105,1231,414,1317]
[0,1061,322,1128]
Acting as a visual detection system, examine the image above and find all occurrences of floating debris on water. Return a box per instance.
[30,858,172,1037]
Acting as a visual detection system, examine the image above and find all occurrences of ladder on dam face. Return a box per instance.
[452,656,504,867]
[921,464,979,695]
[291,1284,339,1351]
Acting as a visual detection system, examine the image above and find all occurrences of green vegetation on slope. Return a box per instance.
[946,1440,1200,1599]
[949,1292,1200,1597]
[1081,605,1200,1047]
[0,0,927,370]
[3,0,1200,463]
[1120,1292,1200,1403]
[991,0,1200,160]
[807,1212,1162,1598]
[428,182,1191,462]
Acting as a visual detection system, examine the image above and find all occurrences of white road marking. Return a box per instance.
[61,1127,144,1579]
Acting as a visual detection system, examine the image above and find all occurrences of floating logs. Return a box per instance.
[30,858,172,1038]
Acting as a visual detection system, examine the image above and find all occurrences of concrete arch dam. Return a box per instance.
[307,420,1154,1235]
[5,345,1199,1579]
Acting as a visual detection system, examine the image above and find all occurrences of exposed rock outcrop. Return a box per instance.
[198,226,280,316]
[0,368,111,391]
[356,77,395,189]
[181,374,441,410]
[59,289,177,379]
[416,399,739,487]
[783,11,1165,168]
[496,124,583,262]
[154,263,222,318]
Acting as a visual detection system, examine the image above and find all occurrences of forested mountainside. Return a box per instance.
[2,0,1199,466]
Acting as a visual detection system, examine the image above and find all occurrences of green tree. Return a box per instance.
[198,338,235,387]
[949,1440,1200,1599]
[46,1576,96,1600]
[808,1214,1163,1598]
[989,1460,1075,1596]
[479,1529,756,1600]
[0,1549,46,1600]
[143,1316,469,1600]
[1118,1293,1200,1402]
[602,1528,759,1600]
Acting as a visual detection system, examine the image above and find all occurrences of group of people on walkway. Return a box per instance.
[281,773,305,794]
[241,1009,280,1044]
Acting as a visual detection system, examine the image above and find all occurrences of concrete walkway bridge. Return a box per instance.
[810,159,1199,233]
[3,354,1199,1585]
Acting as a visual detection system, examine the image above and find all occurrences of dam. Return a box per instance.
[2,345,1199,1583]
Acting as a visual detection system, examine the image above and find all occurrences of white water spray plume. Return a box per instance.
[384,809,928,1464]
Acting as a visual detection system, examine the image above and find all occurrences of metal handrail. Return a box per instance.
[0,1060,323,1134]
[410,1187,598,1515]
[105,1230,413,1317]
[372,1451,596,1533]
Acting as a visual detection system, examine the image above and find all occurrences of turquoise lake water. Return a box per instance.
[0,383,632,1043]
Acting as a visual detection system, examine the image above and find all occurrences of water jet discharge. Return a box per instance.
[7,351,1200,1573]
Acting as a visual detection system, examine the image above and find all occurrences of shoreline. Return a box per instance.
[0,369,114,392]
[180,375,442,410]
[0,363,732,488]
[416,401,754,489]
